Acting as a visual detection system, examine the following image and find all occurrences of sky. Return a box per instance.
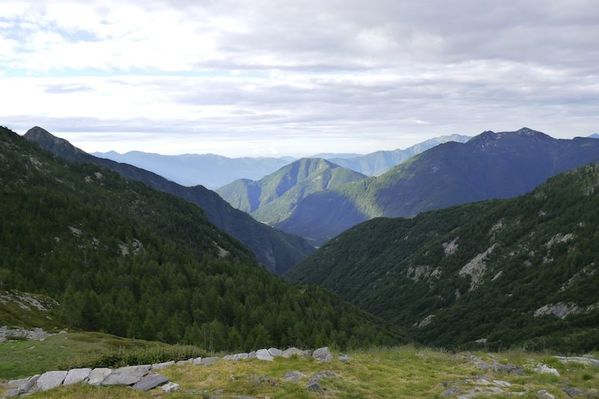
[1,0,598,157]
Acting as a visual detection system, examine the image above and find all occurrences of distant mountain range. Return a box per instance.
[288,162,599,351]
[323,134,470,176]
[217,158,367,228]
[93,151,293,189]
[25,127,314,275]
[589,133,599,139]
[272,128,599,244]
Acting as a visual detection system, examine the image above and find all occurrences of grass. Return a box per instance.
[2,345,597,398]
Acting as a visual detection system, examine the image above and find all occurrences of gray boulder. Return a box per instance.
[248,351,257,359]
[132,373,168,391]
[268,347,283,357]
[537,390,556,399]
[233,353,249,360]
[256,349,273,361]
[161,381,180,392]
[563,387,583,397]
[153,360,175,369]
[36,370,67,391]
[282,371,305,382]
[101,365,150,385]
[175,358,192,365]
[191,357,203,365]
[339,354,350,362]
[88,368,112,385]
[201,356,219,366]
[312,347,333,362]
[63,368,91,385]
[307,382,323,392]
[282,347,304,358]
[5,375,39,397]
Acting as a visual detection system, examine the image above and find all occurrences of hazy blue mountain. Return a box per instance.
[312,152,363,159]
[93,150,294,188]
[217,159,367,235]
[589,133,599,139]
[277,128,599,244]
[324,134,471,176]
[25,127,314,275]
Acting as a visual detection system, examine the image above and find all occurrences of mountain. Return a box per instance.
[1,125,402,350]
[93,150,293,188]
[217,158,367,228]
[277,128,599,244]
[325,134,471,176]
[24,127,313,275]
[589,133,599,139]
[288,163,599,351]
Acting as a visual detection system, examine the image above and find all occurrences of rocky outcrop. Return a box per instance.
[0,326,55,343]
[458,244,497,291]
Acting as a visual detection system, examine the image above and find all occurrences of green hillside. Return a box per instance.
[288,163,599,351]
[0,126,402,351]
[217,158,366,230]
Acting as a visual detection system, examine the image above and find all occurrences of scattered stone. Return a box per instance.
[537,389,556,399]
[102,365,150,385]
[132,373,168,391]
[201,357,219,366]
[256,349,273,361]
[312,347,333,362]
[282,347,304,358]
[307,382,323,392]
[534,364,560,376]
[0,326,54,342]
[161,381,180,392]
[233,353,249,360]
[339,353,350,362]
[268,347,283,357]
[5,375,39,397]
[554,356,599,367]
[308,370,336,385]
[253,375,277,386]
[283,371,305,382]
[441,385,460,397]
[87,368,112,385]
[153,360,176,369]
[63,368,91,385]
[36,370,67,391]
[563,386,583,397]
[248,351,257,359]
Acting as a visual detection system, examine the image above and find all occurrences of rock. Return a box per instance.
[308,370,336,385]
[339,353,350,362]
[161,381,180,392]
[563,387,583,397]
[554,356,599,367]
[101,365,150,385]
[132,373,169,391]
[153,360,176,369]
[534,364,560,376]
[175,358,192,365]
[201,356,219,366]
[256,349,274,361]
[63,368,91,385]
[302,349,313,357]
[87,368,112,385]
[36,370,67,391]
[268,347,283,357]
[248,351,257,359]
[233,353,249,360]
[442,386,460,397]
[5,375,39,396]
[223,354,235,361]
[191,357,203,365]
[282,347,304,358]
[283,371,305,382]
[312,347,333,362]
[537,390,556,399]
[307,382,323,392]
[253,375,277,386]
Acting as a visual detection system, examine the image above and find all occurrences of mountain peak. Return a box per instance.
[24,126,86,159]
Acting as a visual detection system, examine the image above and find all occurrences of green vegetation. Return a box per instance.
[0,126,402,352]
[24,126,314,275]
[217,158,366,227]
[0,290,63,330]
[289,163,599,351]
[5,346,598,398]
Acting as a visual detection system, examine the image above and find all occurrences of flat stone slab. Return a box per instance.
[5,375,39,397]
[132,373,169,391]
[88,368,112,385]
[36,370,67,391]
[152,360,175,369]
[63,368,91,385]
[101,365,150,385]
[256,349,273,361]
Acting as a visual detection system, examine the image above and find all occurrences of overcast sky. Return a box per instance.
[1,0,598,156]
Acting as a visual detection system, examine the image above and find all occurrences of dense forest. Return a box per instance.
[289,163,599,351]
[0,126,403,351]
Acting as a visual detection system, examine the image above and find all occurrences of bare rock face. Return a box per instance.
[312,347,333,362]
[36,371,67,391]
[534,303,581,319]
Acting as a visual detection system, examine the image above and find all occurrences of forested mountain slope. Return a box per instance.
[24,127,314,275]
[0,126,402,351]
[289,163,599,351]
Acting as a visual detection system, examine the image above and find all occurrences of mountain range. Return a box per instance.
[275,128,599,244]
[217,158,367,228]
[589,133,599,139]
[288,162,599,351]
[324,134,470,176]
[24,127,314,275]
[1,125,401,350]
[93,150,293,189]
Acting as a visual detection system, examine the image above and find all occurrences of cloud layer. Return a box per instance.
[1,0,598,155]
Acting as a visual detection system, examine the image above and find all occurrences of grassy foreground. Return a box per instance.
[1,344,597,398]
